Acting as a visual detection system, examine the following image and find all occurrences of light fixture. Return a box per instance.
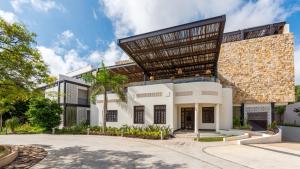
[177,68,183,75]
[206,70,211,74]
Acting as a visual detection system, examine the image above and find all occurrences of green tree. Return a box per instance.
[83,62,127,130]
[275,106,285,125]
[5,116,19,133]
[26,97,62,130]
[3,100,29,124]
[0,99,14,131]
[0,18,51,130]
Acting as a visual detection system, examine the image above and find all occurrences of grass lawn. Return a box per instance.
[194,137,224,142]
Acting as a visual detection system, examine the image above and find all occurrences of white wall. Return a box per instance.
[284,102,300,125]
[220,88,233,129]
[90,104,99,126]
[174,82,222,104]
[93,82,233,130]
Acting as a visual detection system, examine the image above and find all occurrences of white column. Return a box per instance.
[195,103,199,133]
[215,104,220,132]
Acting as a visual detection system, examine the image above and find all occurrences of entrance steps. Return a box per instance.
[174,130,222,139]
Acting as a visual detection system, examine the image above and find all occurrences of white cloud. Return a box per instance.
[38,46,89,76]
[59,30,74,45]
[101,0,299,38]
[295,45,300,85]
[61,30,74,39]
[53,30,88,54]
[88,42,127,66]
[0,10,18,23]
[11,0,65,13]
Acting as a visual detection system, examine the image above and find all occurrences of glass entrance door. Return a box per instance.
[181,107,195,130]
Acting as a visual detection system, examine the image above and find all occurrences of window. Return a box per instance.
[134,106,144,124]
[106,110,118,122]
[78,89,88,105]
[154,105,166,124]
[202,107,214,123]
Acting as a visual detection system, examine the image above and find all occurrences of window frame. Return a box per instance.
[154,105,166,124]
[134,106,144,124]
[106,110,118,122]
[202,107,215,123]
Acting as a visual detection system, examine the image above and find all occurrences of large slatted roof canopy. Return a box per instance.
[118,15,226,80]
[107,62,144,83]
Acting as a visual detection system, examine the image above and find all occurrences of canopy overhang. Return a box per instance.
[118,15,226,80]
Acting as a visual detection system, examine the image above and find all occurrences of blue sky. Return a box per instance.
[0,0,299,84]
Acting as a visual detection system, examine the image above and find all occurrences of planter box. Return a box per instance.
[0,146,18,168]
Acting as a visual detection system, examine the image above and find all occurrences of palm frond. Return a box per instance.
[90,87,104,104]
[110,74,128,102]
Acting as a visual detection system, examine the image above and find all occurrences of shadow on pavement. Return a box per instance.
[34,146,187,169]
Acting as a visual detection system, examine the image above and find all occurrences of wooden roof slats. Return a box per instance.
[118,15,226,80]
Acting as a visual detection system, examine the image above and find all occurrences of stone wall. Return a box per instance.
[218,33,295,104]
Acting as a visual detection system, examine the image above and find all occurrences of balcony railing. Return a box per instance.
[127,76,217,87]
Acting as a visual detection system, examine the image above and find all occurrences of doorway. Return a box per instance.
[181,107,195,130]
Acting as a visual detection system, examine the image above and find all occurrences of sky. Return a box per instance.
[0,0,299,84]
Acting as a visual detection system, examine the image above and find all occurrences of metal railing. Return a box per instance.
[127,76,217,87]
[222,22,286,43]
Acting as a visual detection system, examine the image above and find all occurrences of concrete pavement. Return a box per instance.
[1,134,300,169]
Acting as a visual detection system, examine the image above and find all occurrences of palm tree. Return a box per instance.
[83,62,127,130]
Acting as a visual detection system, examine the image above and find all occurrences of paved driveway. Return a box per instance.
[1,134,300,169]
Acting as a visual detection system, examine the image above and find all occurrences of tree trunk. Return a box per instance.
[0,113,2,132]
[103,90,107,132]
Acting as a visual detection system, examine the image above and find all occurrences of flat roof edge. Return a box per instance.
[118,15,226,44]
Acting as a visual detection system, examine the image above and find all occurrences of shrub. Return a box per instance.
[233,116,240,128]
[14,123,45,134]
[267,121,278,132]
[56,124,87,134]
[5,117,19,133]
[26,97,62,130]
[57,124,172,139]
[240,123,251,130]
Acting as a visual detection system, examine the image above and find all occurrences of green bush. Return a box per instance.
[233,116,240,128]
[26,97,62,130]
[14,123,45,134]
[240,123,251,130]
[268,121,278,132]
[57,124,172,140]
[5,117,19,133]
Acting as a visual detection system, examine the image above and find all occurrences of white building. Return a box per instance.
[43,15,295,132]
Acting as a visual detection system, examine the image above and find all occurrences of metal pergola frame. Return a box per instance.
[118,15,226,81]
[222,22,286,43]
